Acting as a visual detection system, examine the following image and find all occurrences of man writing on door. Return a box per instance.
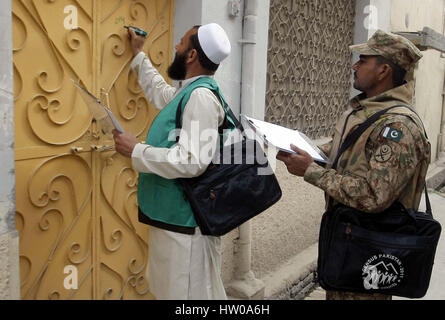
[112,24,233,300]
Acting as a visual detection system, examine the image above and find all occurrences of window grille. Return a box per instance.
[266,0,356,139]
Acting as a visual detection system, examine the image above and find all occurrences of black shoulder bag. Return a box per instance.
[175,90,282,236]
[317,105,442,298]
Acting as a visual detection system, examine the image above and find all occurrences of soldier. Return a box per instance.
[276,29,430,300]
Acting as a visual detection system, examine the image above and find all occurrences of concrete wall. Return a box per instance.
[230,0,445,298]
[390,0,445,162]
[173,1,326,294]
[353,0,445,161]
[173,0,241,285]
[173,0,270,119]
[0,0,15,238]
[0,0,20,300]
[249,162,325,279]
[351,0,391,98]
[173,0,244,116]
[173,0,293,291]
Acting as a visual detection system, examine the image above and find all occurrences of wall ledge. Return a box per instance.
[261,243,318,300]
[0,230,20,300]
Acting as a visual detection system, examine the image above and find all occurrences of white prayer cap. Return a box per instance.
[197,23,231,64]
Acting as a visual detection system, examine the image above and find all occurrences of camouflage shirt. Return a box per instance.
[304,81,431,213]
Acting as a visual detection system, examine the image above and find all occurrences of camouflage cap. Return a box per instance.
[349,29,423,71]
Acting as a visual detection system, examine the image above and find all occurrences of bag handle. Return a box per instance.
[330,104,432,216]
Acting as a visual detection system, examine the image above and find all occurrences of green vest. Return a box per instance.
[137,77,235,228]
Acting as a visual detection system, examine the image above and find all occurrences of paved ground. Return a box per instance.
[305,190,445,300]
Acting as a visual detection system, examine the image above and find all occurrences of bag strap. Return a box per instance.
[207,89,244,132]
[174,88,244,143]
[333,105,410,169]
[330,104,432,216]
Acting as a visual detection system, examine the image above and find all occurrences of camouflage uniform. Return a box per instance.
[304,30,430,300]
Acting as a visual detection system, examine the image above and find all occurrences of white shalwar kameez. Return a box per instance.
[129,52,228,300]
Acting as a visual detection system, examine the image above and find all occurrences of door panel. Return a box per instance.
[15,153,93,300]
[13,0,174,300]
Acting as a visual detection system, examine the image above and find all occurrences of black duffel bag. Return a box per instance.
[317,105,442,298]
[175,90,282,236]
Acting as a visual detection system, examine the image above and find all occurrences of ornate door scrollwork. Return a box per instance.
[13,0,174,300]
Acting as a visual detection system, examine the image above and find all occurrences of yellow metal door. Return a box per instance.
[13,0,174,300]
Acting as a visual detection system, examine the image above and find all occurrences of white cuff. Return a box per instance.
[130,52,148,73]
[131,143,150,173]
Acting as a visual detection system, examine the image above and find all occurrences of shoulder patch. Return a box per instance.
[374,144,393,162]
[382,126,403,143]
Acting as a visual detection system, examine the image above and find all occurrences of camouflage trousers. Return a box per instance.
[326,290,392,300]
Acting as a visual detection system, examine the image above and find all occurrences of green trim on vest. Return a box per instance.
[137,77,235,228]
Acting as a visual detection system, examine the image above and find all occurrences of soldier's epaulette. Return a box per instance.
[372,113,391,126]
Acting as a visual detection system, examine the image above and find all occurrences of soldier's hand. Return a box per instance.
[112,129,139,158]
[276,144,314,177]
[127,27,146,57]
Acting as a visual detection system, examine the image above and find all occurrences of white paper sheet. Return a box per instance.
[242,115,328,163]
[72,79,124,133]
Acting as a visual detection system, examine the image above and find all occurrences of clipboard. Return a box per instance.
[242,115,329,164]
[72,79,124,133]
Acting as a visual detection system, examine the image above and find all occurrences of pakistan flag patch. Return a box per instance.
[382,126,403,143]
